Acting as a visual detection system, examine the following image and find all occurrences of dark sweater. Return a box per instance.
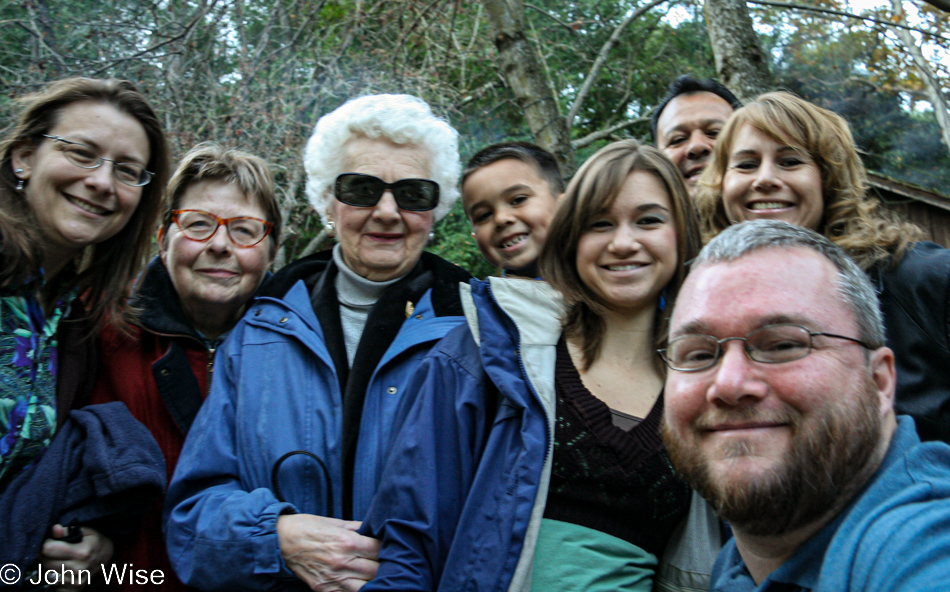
[543,339,690,554]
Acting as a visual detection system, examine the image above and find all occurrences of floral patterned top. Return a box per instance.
[0,279,75,490]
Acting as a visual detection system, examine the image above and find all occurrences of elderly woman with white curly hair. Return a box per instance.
[165,94,472,592]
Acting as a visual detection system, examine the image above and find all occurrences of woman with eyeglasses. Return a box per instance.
[359,139,701,592]
[165,94,472,591]
[0,78,169,589]
[87,142,278,592]
[695,91,950,444]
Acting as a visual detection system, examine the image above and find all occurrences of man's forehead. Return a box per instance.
[658,92,734,132]
[671,248,847,335]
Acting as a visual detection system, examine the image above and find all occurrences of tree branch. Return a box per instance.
[915,0,950,13]
[889,0,950,152]
[299,229,329,259]
[572,117,649,149]
[567,0,670,127]
[259,0,329,64]
[90,3,214,76]
[22,0,68,75]
[389,0,444,72]
[525,3,582,34]
[748,0,950,43]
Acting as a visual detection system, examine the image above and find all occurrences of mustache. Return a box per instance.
[691,406,798,431]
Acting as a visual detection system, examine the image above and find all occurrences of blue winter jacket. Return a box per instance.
[164,251,471,591]
[361,277,565,592]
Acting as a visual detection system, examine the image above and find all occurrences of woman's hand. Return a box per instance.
[277,514,380,592]
[39,525,113,591]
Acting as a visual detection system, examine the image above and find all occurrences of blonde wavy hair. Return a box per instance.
[695,91,918,270]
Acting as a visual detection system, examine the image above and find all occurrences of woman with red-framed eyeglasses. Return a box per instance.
[90,142,280,592]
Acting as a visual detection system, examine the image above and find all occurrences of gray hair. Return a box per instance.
[304,94,461,227]
[692,220,884,347]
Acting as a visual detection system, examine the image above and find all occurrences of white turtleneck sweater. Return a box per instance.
[332,244,407,367]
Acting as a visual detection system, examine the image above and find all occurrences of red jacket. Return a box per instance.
[90,258,215,592]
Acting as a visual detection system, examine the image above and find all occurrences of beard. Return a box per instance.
[663,375,883,536]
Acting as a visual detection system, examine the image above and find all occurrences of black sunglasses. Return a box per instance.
[334,173,440,212]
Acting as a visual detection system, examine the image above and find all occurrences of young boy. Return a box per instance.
[461,142,564,277]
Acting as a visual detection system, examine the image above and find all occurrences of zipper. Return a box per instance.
[148,327,216,395]
[206,345,216,396]
[483,282,555,592]
[484,285,555,462]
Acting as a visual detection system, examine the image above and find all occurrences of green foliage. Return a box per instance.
[769,10,950,192]
[4,0,947,276]
[521,0,719,153]
[427,200,497,279]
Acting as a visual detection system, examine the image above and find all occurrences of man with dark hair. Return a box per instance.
[652,75,741,196]
[461,141,564,277]
[661,220,950,592]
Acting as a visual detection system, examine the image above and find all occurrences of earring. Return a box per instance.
[326,220,336,238]
[658,286,670,311]
[14,169,24,191]
[428,231,435,242]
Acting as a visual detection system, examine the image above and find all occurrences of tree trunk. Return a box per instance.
[24,0,66,77]
[480,0,575,174]
[705,0,773,103]
[889,0,950,154]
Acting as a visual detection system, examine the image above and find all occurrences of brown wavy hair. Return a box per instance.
[695,91,918,270]
[539,139,701,370]
[0,77,169,332]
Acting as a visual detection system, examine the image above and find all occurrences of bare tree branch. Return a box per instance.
[259,0,329,63]
[390,0,443,73]
[22,0,67,75]
[914,0,950,13]
[572,117,650,149]
[566,0,669,127]
[525,3,582,34]
[749,0,950,43]
[90,4,213,76]
[889,0,950,152]
[456,80,501,108]
[299,229,329,259]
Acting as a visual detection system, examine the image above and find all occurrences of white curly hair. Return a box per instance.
[304,94,461,227]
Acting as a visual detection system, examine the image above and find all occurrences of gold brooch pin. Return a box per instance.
[405,301,415,318]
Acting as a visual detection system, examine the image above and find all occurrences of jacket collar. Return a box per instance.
[258,249,333,299]
[132,257,204,340]
[260,248,472,317]
[132,255,273,341]
[461,277,564,348]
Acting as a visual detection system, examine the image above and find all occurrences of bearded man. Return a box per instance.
[660,219,950,592]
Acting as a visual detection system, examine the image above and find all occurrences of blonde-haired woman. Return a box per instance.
[696,90,950,443]
[91,143,280,592]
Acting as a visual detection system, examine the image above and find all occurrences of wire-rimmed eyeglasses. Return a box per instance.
[658,323,875,372]
[43,135,153,187]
